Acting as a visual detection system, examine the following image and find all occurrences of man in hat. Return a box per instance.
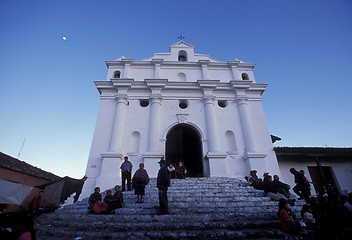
[157,158,170,214]
[120,156,133,191]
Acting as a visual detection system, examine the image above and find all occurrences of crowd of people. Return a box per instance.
[88,157,182,215]
[246,168,352,239]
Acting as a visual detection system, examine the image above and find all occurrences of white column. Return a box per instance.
[147,96,162,153]
[109,95,128,152]
[203,96,220,153]
[237,98,257,153]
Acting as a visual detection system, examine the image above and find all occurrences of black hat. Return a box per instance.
[124,156,128,159]
[158,159,166,164]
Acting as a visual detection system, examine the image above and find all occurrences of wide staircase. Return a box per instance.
[35,177,304,240]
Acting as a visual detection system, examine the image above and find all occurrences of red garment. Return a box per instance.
[92,202,108,213]
[17,231,31,240]
[279,208,291,232]
[30,195,41,209]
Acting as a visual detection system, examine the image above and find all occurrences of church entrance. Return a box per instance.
[165,124,203,177]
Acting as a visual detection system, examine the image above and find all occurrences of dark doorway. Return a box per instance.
[165,124,203,177]
[308,166,340,194]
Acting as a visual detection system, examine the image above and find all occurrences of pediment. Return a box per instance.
[169,41,195,49]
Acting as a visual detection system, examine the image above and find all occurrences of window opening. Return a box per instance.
[114,71,121,78]
[178,50,187,61]
[241,73,249,80]
[179,100,188,109]
[218,100,228,108]
[140,100,149,107]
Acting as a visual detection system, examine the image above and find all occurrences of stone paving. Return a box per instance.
[35,177,304,240]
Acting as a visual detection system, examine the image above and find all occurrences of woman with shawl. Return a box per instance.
[132,163,150,203]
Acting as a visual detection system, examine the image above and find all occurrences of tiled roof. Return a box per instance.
[274,147,352,157]
[0,152,62,182]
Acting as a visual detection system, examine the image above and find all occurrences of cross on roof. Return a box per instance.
[177,35,185,41]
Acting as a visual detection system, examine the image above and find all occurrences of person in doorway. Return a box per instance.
[290,168,311,202]
[157,159,170,214]
[132,163,150,203]
[120,156,133,191]
[176,162,187,179]
[168,163,176,179]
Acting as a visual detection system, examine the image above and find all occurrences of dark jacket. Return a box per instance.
[291,169,305,184]
[157,165,170,189]
[272,179,290,193]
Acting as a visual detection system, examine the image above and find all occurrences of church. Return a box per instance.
[80,40,282,199]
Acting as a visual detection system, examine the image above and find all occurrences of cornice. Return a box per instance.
[111,78,133,88]
[94,79,267,100]
[237,62,256,69]
[106,59,253,69]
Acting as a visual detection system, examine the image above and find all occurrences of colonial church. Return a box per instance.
[80,40,282,198]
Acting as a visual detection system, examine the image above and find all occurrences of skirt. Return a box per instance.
[134,183,146,195]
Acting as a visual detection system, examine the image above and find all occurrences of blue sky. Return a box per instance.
[1,0,351,178]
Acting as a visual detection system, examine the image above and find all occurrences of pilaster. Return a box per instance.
[95,153,123,192]
[146,79,167,154]
[152,59,163,79]
[121,59,133,78]
[199,60,210,80]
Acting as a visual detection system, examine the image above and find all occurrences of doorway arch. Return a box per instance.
[165,124,203,177]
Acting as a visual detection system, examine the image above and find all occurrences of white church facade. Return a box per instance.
[80,41,281,198]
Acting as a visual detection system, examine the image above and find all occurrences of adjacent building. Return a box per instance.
[0,152,61,187]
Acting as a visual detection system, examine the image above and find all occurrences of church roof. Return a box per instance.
[169,40,195,49]
[136,40,224,63]
[0,152,62,182]
[274,147,352,157]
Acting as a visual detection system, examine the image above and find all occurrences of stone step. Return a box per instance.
[36,226,285,240]
[44,205,280,216]
[38,211,278,223]
[35,177,303,240]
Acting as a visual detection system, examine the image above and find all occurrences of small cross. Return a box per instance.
[177,35,185,41]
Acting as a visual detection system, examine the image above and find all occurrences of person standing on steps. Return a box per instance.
[120,156,133,191]
[132,163,150,203]
[157,158,170,214]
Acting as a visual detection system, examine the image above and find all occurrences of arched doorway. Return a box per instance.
[165,124,203,177]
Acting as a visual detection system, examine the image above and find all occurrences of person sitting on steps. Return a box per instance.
[263,174,296,206]
[247,170,264,190]
[107,185,123,212]
[88,187,101,210]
